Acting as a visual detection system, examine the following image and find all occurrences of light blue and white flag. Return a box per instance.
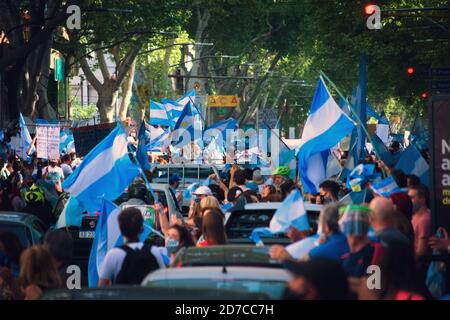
[250,189,310,245]
[270,189,310,233]
[149,101,173,127]
[62,123,140,213]
[87,198,153,287]
[203,117,237,145]
[18,113,35,159]
[172,101,202,148]
[298,78,356,194]
[60,130,76,154]
[394,144,430,186]
[146,130,170,151]
[88,198,119,287]
[370,176,400,197]
[371,133,395,167]
[55,195,86,228]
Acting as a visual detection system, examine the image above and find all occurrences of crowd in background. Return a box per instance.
[0,127,450,300]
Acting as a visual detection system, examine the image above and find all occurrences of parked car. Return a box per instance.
[0,211,48,248]
[171,245,282,269]
[143,266,291,299]
[225,202,323,245]
[41,285,270,300]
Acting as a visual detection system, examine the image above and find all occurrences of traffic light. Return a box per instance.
[364,3,377,15]
[407,67,415,75]
[421,92,428,100]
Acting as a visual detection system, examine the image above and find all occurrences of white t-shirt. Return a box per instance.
[61,163,73,178]
[99,242,165,283]
[43,165,64,183]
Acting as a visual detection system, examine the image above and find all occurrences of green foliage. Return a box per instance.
[70,98,97,119]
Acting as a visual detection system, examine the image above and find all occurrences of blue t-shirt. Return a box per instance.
[308,232,349,262]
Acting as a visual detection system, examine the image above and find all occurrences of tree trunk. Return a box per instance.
[118,58,136,121]
[97,84,118,123]
[36,38,57,119]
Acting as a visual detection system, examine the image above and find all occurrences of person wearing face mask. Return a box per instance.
[164,225,195,264]
[127,127,138,152]
[407,184,431,259]
[318,180,340,204]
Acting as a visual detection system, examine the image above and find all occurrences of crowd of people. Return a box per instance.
[0,126,450,301]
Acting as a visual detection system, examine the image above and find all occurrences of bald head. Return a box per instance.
[369,196,395,223]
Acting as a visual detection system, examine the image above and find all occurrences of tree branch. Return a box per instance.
[96,49,111,81]
[79,56,102,91]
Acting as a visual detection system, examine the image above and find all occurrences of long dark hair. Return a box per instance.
[169,224,195,248]
[201,208,227,245]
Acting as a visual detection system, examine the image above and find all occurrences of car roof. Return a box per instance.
[244,202,323,212]
[173,245,282,268]
[0,211,32,223]
[144,266,292,283]
[148,183,169,190]
[41,286,269,300]
[152,164,218,169]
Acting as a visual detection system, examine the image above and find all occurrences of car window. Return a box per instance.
[0,224,31,248]
[148,279,286,300]
[199,167,214,180]
[153,167,169,182]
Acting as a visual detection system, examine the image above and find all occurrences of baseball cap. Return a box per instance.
[284,259,350,300]
[272,166,289,176]
[192,186,212,196]
[169,174,180,185]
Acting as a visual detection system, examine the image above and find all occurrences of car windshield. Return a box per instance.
[0,223,31,248]
[147,279,286,299]
[152,166,215,185]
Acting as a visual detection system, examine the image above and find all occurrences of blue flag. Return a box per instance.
[62,123,140,213]
[394,144,430,186]
[136,121,150,171]
[298,78,356,193]
[149,101,173,127]
[369,176,400,197]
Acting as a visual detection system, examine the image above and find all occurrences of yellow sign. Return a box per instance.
[207,95,239,107]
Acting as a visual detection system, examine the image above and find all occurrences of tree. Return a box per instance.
[61,0,186,123]
[0,0,82,124]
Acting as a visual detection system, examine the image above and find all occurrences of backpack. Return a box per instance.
[115,244,159,285]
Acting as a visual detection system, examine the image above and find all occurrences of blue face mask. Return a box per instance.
[166,238,180,255]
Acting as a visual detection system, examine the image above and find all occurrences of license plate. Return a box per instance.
[79,231,95,239]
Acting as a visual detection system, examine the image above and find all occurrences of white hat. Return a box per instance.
[192,186,212,196]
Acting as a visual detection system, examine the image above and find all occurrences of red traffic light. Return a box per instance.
[364,3,377,15]
[407,67,415,75]
[421,92,428,100]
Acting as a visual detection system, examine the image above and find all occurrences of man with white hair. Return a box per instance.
[369,197,411,247]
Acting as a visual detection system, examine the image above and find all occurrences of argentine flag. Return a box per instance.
[18,113,35,160]
[250,189,310,245]
[149,101,172,127]
[394,144,430,186]
[298,78,356,194]
[370,176,400,197]
[203,117,237,145]
[87,198,153,287]
[62,123,140,213]
[172,101,202,148]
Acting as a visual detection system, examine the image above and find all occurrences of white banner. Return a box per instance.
[36,125,60,159]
